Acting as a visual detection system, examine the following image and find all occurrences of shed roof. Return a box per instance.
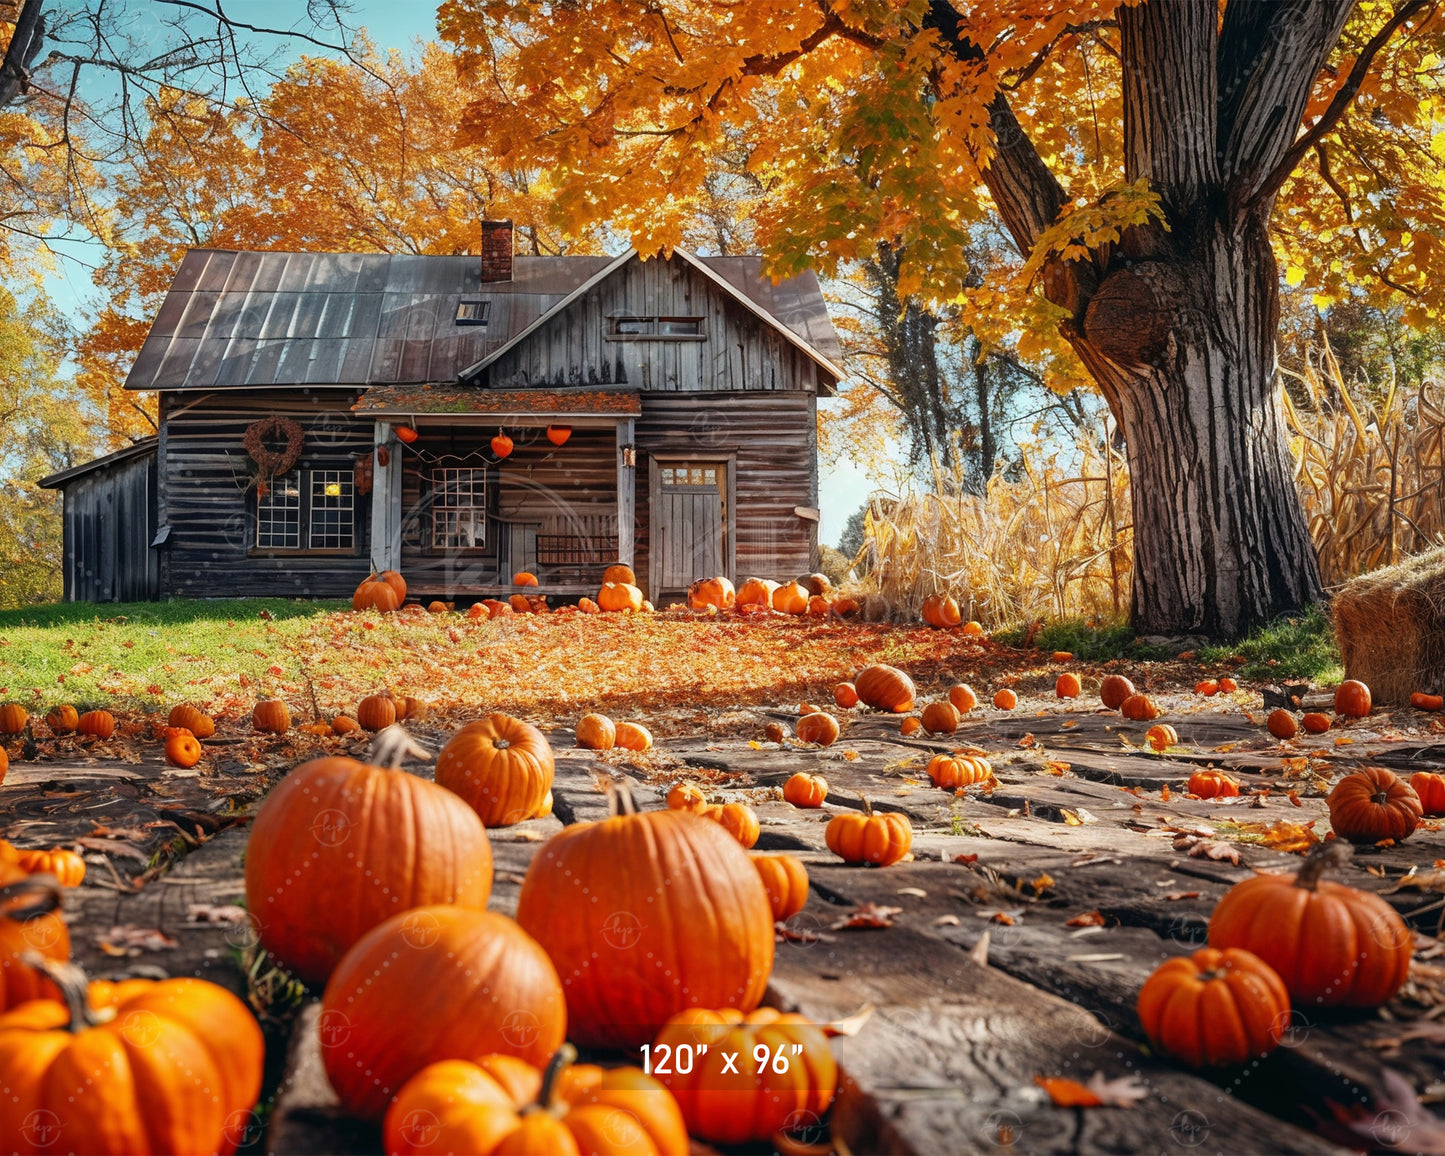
[39,437,158,490]
[125,249,842,392]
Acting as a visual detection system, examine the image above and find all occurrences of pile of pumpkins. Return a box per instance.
[687,573,862,618]
[352,565,663,619]
[0,701,223,775]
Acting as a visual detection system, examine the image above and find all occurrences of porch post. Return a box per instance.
[370,421,402,572]
[616,417,635,568]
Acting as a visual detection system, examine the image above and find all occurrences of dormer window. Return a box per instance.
[608,316,704,340]
[455,300,490,325]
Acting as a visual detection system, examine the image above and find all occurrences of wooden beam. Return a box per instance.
[371,422,401,573]
[616,418,636,571]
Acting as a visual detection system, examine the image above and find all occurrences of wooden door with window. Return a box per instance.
[654,462,725,591]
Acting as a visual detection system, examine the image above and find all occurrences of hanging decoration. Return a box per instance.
[353,452,373,495]
[491,430,514,459]
[546,425,572,447]
[395,425,419,444]
[243,416,304,479]
[376,445,390,469]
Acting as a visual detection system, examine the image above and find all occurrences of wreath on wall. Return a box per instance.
[243,416,304,478]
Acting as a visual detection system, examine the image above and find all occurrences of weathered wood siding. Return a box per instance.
[487,256,819,394]
[158,390,373,597]
[59,449,160,602]
[636,391,817,595]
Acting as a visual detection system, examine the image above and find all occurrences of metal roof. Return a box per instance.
[354,386,641,418]
[39,437,157,490]
[125,249,843,392]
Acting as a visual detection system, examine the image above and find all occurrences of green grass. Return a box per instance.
[1198,605,1342,683]
[994,617,1166,662]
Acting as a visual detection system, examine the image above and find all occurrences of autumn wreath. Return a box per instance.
[243,416,304,477]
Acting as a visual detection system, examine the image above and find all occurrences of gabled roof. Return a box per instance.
[39,437,157,490]
[125,248,843,392]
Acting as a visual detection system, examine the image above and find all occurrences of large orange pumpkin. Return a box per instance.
[652,1008,837,1144]
[752,854,810,921]
[926,753,993,789]
[1411,771,1445,816]
[76,710,115,739]
[1334,679,1372,718]
[45,704,78,735]
[436,713,555,828]
[1120,693,1160,721]
[0,958,264,1154]
[735,577,779,608]
[1267,709,1299,739]
[321,907,566,1120]
[0,876,69,1012]
[167,703,215,739]
[615,721,653,752]
[516,785,775,1048]
[1137,947,1289,1068]
[772,581,810,615]
[666,781,708,813]
[853,664,916,712]
[384,1047,689,1156]
[357,692,398,732]
[354,575,402,613]
[245,757,494,984]
[1099,674,1136,710]
[688,576,736,610]
[251,699,291,733]
[783,772,828,808]
[921,593,962,628]
[0,705,28,735]
[602,563,638,586]
[575,712,617,750]
[1188,770,1239,799]
[598,582,644,612]
[379,569,408,603]
[834,681,859,708]
[825,802,912,866]
[513,571,540,587]
[1055,672,1081,699]
[1327,766,1422,843]
[921,700,960,734]
[706,801,761,849]
[948,684,979,713]
[164,731,203,768]
[795,712,839,746]
[1208,843,1412,1007]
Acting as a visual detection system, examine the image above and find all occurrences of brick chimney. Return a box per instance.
[480,220,514,283]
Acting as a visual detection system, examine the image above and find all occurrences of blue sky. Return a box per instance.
[45,0,870,547]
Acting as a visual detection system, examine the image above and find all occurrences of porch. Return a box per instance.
[353,386,640,598]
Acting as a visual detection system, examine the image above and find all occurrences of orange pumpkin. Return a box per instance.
[1100,674,1136,710]
[1267,709,1298,740]
[483,598,513,617]
[513,571,539,587]
[961,620,985,636]
[1195,679,1220,696]
[1334,679,1372,718]
[667,782,708,813]
[795,712,839,746]
[948,684,979,713]
[44,704,78,735]
[752,854,810,922]
[467,601,491,620]
[688,575,736,610]
[854,664,916,712]
[1327,766,1422,843]
[516,785,774,1048]
[735,578,779,609]
[251,699,290,733]
[1218,676,1239,692]
[245,757,493,984]
[15,849,86,888]
[830,595,861,617]
[825,801,912,866]
[1137,948,1289,1067]
[1144,724,1178,752]
[0,746,5,785]
[353,575,401,613]
[926,752,992,789]
[807,594,831,616]
[1188,770,1240,799]
[321,907,565,1120]
[0,876,69,1012]
[707,801,760,848]
[1055,672,1081,699]
[764,721,787,743]
[167,703,215,739]
[772,580,810,615]
[436,713,556,828]
[1120,693,1160,721]
[615,721,653,751]
[992,688,1018,710]
[575,712,617,750]
[899,717,922,736]
[357,691,398,732]
[508,593,534,614]
[1410,771,1445,816]
[601,563,637,586]
[331,715,360,735]
[783,772,828,808]
[1302,712,1332,734]
[378,569,407,603]
[1411,691,1444,710]
[426,600,449,614]
[921,700,961,734]
[76,710,115,739]
[833,681,859,709]
[164,731,202,768]
[598,581,644,613]
[1208,843,1412,1007]
[652,1008,837,1143]
[0,705,27,735]
[921,593,962,628]
[0,958,263,1153]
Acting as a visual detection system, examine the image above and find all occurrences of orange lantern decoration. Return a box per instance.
[492,430,514,459]
[546,425,572,446]
[394,425,419,444]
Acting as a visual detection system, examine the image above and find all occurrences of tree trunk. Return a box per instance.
[1072,212,1323,637]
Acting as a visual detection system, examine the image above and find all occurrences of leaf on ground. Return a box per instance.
[1018,733,1037,748]
[97,926,178,955]
[184,903,247,924]
[1338,1069,1445,1154]
[1036,1076,1102,1108]
[1061,809,1083,825]
[1163,891,1201,901]
[1045,760,1070,775]
[777,925,836,945]
[931,914,961,927]
[1177,838,1241,865]
[828,903,903,930]
[968,928,991,966]
[824,1003,875,1038]
[1084,1072,1150,1108]
[1066,910,1106,927]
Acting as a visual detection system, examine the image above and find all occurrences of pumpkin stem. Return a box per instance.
[859,794,874,816]
[607,780,638,817]
[367,724,432,770]
[1295,840,1351,890]
[537,1042,579,1117]
[19,953,102,1033]
[0,875,63,922]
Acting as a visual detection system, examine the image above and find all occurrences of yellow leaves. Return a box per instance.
[1021,179,1168,284]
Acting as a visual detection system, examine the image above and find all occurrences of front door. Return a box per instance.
[654,461,725,591]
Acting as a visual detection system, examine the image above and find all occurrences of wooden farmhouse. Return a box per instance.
[43,223,843,604]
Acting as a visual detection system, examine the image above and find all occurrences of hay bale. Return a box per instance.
[1332,545,1445,704]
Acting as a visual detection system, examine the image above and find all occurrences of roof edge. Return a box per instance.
[39,437,158,489]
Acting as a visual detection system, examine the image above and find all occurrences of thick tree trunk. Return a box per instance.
[1073,213,1323,637]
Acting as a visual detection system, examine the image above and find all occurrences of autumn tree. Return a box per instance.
[442,0,1445,638]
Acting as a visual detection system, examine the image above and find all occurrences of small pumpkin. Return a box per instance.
[1100,674,1136,710]
[1137,947,1289,1068]
[707,801,760,848]
[467,601,491,620]
[427,600,450,614]
[1218,676,1239,692]
[1327,766,1422,843]
[783,772,828,808]
[926,752,992,789]
[492,432,514,459]
[395,695,427,721]
[1267,709,1299,740]
[834,681,859,708]
[992,688,1018,710]
[1410,771,1445,816]
[597,581,644,613]
[1411,691,1445,710]
[667,782,708,813]
[652,1008,837,1143]
[1188,770,1239,799]
[357,691,398,732]
[435,713,556,828]
[764,721,787,743]
[76,710,115,739]
[795,712,840,746]
[321,907,566,1120]
[1120,693,1160,721]
[948,684,979,713]
[483,598,513,617]
[1055,672,1081,699]
[575,712,617,750]
[167,703,215,739]
[921,700,961,734]
[0,704,28,735]
[45,704,78,735]
[330,715,360,735]
[513,571,539,587]
[509,593,534,614]
[900,717,921,736]
[615,721,653,751]
[251,699,291,733]
[688,576,735,611]
[752,854,810,922]
[1208,842,1412,1007]
[15,848,86,887]
[772,580,810,615]
[961,620,985,636]
[1194,680,1220,696]
[736,578,779,608]
[602,563,637,586]
[1144,723,1178,752]
[826,800,912,866]
[853,664,915,712]
[1334,679,1372,718]
[164,730,203,768]
[1302,712,1332,733]
[807,594,831,616]
[921,593,962,628]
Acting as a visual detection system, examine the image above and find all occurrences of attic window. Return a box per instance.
[609,316,704,340]
[455,300,490,326]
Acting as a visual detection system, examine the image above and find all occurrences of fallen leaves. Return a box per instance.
[97,925,178,955]
[1036,1072,1148,1109]
[827,903,903,931]
[1065,910,1106,927]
